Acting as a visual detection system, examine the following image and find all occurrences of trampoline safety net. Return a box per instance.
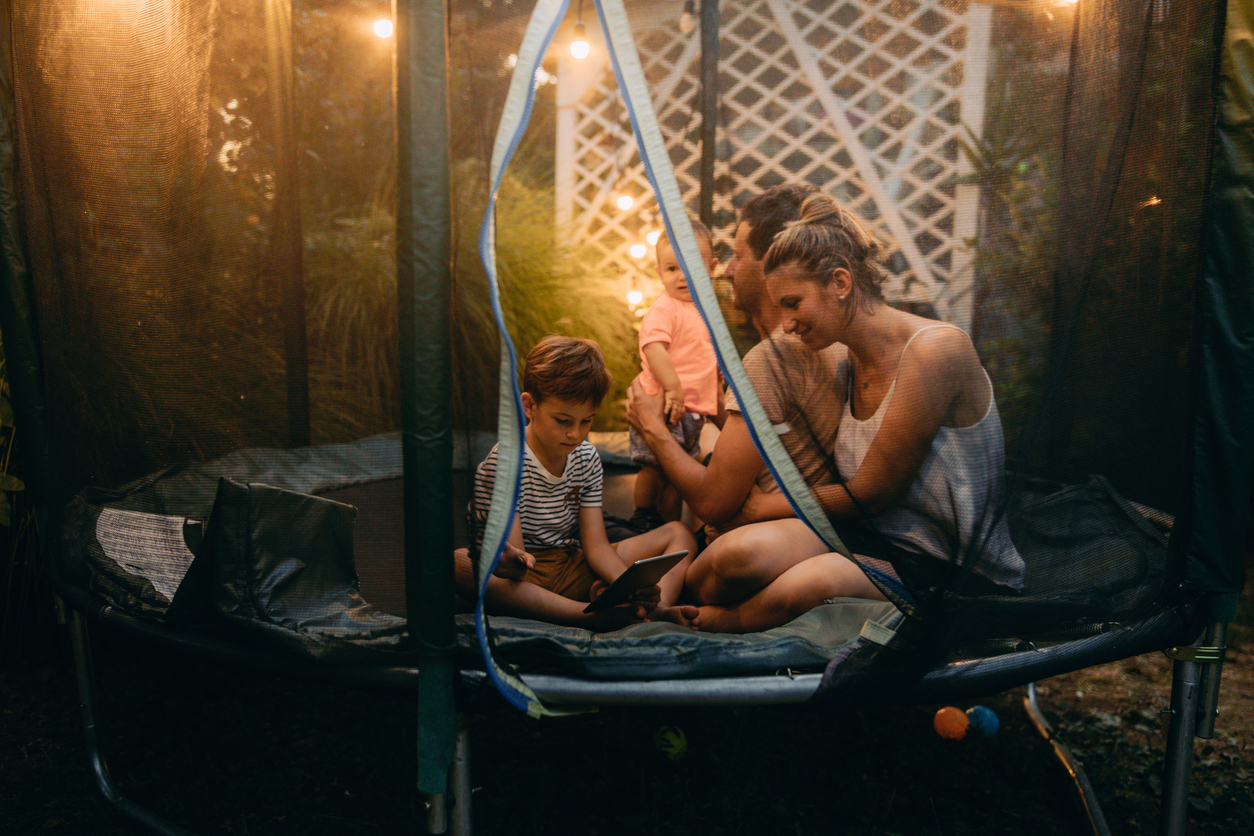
[6,0,1240,716]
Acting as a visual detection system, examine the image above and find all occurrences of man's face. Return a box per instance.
[724,221,766,316]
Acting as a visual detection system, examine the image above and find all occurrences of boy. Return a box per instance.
[628,218,722,530]
[460,335,699,632]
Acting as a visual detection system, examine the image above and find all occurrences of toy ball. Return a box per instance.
[933,706,970,740]
[652,725,688,761]
[966,705,1000,737]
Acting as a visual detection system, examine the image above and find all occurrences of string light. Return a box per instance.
[679,0,697,35]
[571,0,589,59]
[629,243,647,259]
[627,289,644,305]
[373,19,393,38]
[570,22,589,59]
[646,230,661,246]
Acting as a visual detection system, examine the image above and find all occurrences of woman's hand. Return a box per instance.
[720,485,793,530]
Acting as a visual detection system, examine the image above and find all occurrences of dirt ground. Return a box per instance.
[2,604,1251,836]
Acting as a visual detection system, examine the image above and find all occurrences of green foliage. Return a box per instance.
[303,164,639,437]
[958,121,1056,462]
[450,160,638,432]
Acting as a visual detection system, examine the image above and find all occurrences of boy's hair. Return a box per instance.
[523,335,612,407]
[739,183,819,260]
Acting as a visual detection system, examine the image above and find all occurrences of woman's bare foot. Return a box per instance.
[695,603,748,633]
[649,604,701,629]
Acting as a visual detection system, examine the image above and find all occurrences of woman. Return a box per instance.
[629,193,1023,633]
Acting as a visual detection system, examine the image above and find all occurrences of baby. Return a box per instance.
[627,218,722,531]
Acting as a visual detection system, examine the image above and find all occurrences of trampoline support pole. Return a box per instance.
[449,714,473,835]
[424,715,472,835]
[69,612,197,836]
[1158,622,1227,836]
[1023,682,1112,836]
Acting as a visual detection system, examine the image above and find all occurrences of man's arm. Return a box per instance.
[627,377,762,526]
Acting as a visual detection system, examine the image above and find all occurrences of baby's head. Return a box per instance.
[654,217,717,303]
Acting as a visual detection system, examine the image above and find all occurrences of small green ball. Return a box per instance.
[653,725,688,760]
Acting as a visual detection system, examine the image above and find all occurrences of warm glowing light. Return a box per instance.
[629,243,647,259]
[374,19,393,38]
[616,194,635,211]
[646,230,661,246]
[679,0,697,34]
[571,21,589,59]
[1140,195,1162,208]
[627,290,644,305]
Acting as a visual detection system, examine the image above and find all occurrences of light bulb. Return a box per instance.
[616,194,635,211]
[646,230,661,246]
[627,290,643,305]
[629,243,647,259]
[679,0,697,35]
[374,19,393,38]
[571,22,589,59]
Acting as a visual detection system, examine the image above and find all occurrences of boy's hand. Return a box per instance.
[627,583,662,613]
[662,385,686,425]
[491,541,536,580]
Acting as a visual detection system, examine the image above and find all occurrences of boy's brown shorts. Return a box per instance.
[524,544,617,602]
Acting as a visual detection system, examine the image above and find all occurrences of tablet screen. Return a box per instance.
[582,549,689,613]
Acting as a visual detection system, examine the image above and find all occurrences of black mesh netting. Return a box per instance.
[9,0,1228,689]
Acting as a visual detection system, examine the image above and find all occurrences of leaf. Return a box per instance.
[0,474,25,492]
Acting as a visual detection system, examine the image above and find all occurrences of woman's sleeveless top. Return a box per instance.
[833,325,1025,590]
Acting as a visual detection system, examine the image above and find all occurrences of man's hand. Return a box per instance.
[626,375,669,436]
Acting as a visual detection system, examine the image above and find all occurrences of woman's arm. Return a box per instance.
[626,377,762,526]
[735,327,979,524]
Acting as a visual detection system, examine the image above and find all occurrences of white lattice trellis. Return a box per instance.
[555,0,990,329]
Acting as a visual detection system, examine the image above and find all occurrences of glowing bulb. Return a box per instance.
[616,194,635,211]
[629,243,647,259]
[646,230,661,246]
[679,0,697,35]
[571,22,589,59]
[627,290,644,305]
[374,19,393,38]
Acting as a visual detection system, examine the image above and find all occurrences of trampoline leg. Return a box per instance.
[1023,682,1112,836]
[425,715,473,835]
[1158,623,1226,836]
[69,611,197,836]
[449,715,473,836]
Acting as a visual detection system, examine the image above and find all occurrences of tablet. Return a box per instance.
[582,550,689,613]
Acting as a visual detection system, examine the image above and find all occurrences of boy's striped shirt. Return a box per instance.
[473,440,603,550]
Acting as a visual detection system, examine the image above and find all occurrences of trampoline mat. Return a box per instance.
[52,433,900,679]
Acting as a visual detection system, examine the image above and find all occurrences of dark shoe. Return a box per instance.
[625,507,666,534]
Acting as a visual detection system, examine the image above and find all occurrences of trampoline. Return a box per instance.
[1,1,1249,835]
